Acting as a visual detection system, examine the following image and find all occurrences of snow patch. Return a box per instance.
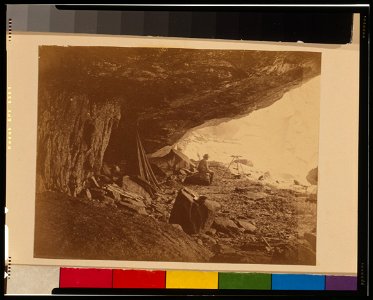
[176,76,321,186]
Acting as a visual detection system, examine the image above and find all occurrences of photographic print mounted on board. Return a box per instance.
[34,46,321,265]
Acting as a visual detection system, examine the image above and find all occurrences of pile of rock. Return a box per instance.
[79,171,152,215]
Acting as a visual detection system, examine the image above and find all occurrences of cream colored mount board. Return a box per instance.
[6,265,60,295]
[5,15,359,275]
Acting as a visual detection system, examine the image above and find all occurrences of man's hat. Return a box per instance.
[203,154,209,159]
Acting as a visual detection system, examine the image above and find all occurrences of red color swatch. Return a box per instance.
[113,269,166,288]
[60,268,113,288]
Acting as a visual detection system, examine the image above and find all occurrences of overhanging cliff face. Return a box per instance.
[36,46,321,194]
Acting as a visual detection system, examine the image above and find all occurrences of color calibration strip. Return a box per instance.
[7,4,353,44]
[59,268,357,291]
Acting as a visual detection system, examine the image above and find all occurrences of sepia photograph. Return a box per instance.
[34,46,321,265]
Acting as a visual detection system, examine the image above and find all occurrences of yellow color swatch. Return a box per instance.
[166,271,218,289]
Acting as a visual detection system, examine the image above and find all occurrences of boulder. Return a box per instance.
[184,172,211,185]
[206,228,217,236]
[105,183,149,207]
[306,167,318,185]
[204,200,221,212]
[213,217,239,234]
[122,176,152,205]
[237,219,257,233]
[169,188,218,234]
[198,200,219,232]
[200,200,221,231]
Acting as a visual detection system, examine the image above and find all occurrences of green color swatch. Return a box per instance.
[218,273,271,290]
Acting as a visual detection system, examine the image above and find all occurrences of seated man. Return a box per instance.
[197,154,214,184]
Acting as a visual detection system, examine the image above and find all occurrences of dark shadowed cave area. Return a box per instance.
[34,46,321,264]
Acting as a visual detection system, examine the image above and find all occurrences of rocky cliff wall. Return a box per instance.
[36,89,121,195]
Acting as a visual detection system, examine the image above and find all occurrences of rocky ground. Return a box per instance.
[35,161,317,265]
[150,161,317,265]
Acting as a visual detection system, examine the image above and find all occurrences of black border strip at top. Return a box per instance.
[55,4,356,44]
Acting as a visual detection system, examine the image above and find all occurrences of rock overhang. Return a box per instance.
[37,46,321,193]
